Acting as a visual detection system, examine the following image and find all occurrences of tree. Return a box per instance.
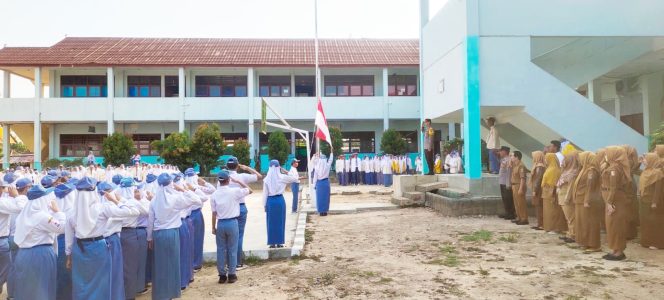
[191,123,225,176]
[320,127,343,157]
[10,142,30,154]
[380,129,407,155]
[101,133,135,167]
[152,132,194,171]
[650,122,664,151]
[268,131,289,165]
[231,138,251,166]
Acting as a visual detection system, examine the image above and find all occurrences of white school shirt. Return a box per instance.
[16,210,66,248]
[146,189,201,241]
[288,165,299,180]
[350,157,358,171]
[382,158,393,174]
[119,196,150,229]
[190,181,215,210]
[8,195,28,236]
[313,155,334,181]
[210,186,250,220]
[556,152,564,167]
[262,172,300,207]
[335,159,344,174]
[415,158,423,173]
[65,201,139,255]
[343,159,350,172]
[228,171,259,204]
[374,158,382,174]
[0,195,26,237]
[407,157,412,170]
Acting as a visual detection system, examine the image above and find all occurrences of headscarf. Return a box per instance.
[558,151,580,186]
[655,145,664,159]
[596,148,608,173]
[13,186,55,245]
[73,178,102,238]
[531,151,546,170]
[55,183,76,216]
[639,153,664,195]
[263,160,283,196]
[152,173,180,221]
[621,145,640,174]
[542,153,561,187]
[605,146,631,183]
[572,151,599,196]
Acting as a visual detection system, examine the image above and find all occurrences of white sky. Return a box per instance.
[0,0,449,97]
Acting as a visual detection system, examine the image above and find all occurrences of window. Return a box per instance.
[164,76,180,97]
[61,76,107,98]
[128,76,161,97]
[60,134,106,157]
[259,76,291,97]
[388,75,417,96]
[340,132,375,153]
[132,134,161,155]
[222,133,248,147]
[324,75,374,97]
[294,76,315,97]
[195,76,247,97]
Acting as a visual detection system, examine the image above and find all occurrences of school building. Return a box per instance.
[0,37,448,170]
[421,0,664,179]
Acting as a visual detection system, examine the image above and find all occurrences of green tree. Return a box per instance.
[380,129,407,155]
[320,127,343,157]
[231,138,251,166]
[10,142,30,154]
[268,131,289,165]
[650,123,664,151]
[191,123,225,176]
[101,133,135,167]
[152,132,194,171]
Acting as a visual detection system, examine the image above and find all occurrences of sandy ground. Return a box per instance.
[135,192,664,300]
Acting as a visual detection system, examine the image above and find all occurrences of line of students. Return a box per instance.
[334,154,420,188]
[0,154,313,299]
[498,142,664,261]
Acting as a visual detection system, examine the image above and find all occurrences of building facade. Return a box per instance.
[0,37,452,170]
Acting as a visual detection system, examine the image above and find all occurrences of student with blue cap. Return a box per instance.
[112,174,123,185]
[211,169,252,284]
[41,175,57,188]
[12,184,64,300]
[172,173,196,290]
[263,159,300,247]
[0,175,26,297]
[289,159,304,213]
[312,150,334,216]
[225,156,262,268]
[117,176,151,299]
[184,167,215,272]
[54,183,76,300]
[147,172,202,300]
[65,177,139,300]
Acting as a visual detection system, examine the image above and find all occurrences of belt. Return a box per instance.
[122,227,146,231]
[27,243,53,249]
[239,203,246,206]
[217,217,238,221]
[0,236,8,240]
[77,236,104,254]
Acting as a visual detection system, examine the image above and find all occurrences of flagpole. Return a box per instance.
[314,0,321,155]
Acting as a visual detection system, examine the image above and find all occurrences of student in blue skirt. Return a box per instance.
[312,151,334,216]
[54,181,77,300]
[263,160,300,247]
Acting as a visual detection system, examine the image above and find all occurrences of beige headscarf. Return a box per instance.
[596,148,608,173]
[621,145,640,174]
[558,151,580,186]
[605,146,631,184]
[639,153,663,195]
[572,151,599,196]
[655,145,664,159]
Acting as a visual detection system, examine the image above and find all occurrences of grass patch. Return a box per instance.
[499,232,519,243]
[479,265,489,276]
[378,277,393,284]
[320,273,335,286]
[243,255,265,266]
[439,245,457,255]
[461,230,493,242]
[305,229,314,243]
[427,255,460,267]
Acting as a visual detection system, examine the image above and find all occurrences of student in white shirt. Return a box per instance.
[349,154,358,185]
[382,155,393,187]
[264,160,300,244]
[211,170,252,284]
[312,152,334,216]
[54,181,76,300]
[343,155,351,186]
[0,176,25,297]
[12,185,65,300]
[289,159,303,213]
[335,156,345,186]
[374,156,383,186]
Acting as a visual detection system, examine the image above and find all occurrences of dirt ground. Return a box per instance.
[137,195,664,300]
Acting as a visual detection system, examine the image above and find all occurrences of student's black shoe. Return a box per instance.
[563,238,575,243]
[269,245,276,248]
[498,214,507,219]
[194,266,202,271]
[189,278,195,283]
[603,253,626,261]
[228,274,238,283]
[181,287,186,291]
[218,275,227,284]
[277,244,284,248]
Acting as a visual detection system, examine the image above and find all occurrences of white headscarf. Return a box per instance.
[153,182,180,220]
[118,186,135,201]
[74,190,102,238]
[57,190,77,216]
[263,165,282,196]
[14,192,55,246]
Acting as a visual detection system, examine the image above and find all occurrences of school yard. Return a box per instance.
[138,188,664,300]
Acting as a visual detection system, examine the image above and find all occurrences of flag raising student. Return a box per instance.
[312,153,334,216]
[264,160,300,244]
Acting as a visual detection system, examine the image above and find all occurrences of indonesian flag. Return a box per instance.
[315,98,332,146]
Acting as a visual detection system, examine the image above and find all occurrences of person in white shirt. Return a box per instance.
[483,117,500,174]
[184,168,215,271]
[374,156,383,186]
[349,154,359,185]
[12,184,66,299]
[211,170,252,284]
[289,159,304,213]
[359,155,366,185]
[264,160,300,245]
[415,155,423,174]
[382,155,393,187]
[54,181,76,300]
[225,156,262,269]
[447,150,463,174]
[311,152,334,216]
[343,155,351,186]
[146,173,201,300]
[335,156,345,186]
[406,156,413,175]
[65,177,139,300]
[0,176,26,298]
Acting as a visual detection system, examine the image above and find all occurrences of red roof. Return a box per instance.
[0,37,419,67]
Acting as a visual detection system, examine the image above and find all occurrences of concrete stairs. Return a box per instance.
[415,181,448,192]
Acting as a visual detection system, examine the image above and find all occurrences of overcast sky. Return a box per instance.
[0,0,448,96]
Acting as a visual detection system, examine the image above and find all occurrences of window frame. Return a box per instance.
[195,76,248,97]
[127,76,161,97]
[60,75,108,98]
[323,75,375,97]
[388,75,418,96]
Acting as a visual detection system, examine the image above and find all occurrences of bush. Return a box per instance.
[232,138,251,166]
[268,131,289,164]
[443,138,464,154]
[380,129,407,155]
[10,142,30,154]
[102,133,136,167]
[650,123,664,151]
[191,123,225,176]
[320,127,343,157]
[42,158,86,169]
[152,132,194,171]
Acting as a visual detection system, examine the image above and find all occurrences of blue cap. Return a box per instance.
[41,175,57,188]
[97,181,116,195]
[3,173,17,184]
[146,174,157,183]
[15,178,33,190]
[75,177,97,191]
[217,170,230,180]
[27,185,54,200]
[120,177,135,188]
[184,168,196,177]
[55,183,75,198]
[269,160,280,167]
[47,170,60,177]
[61,171,71,178]
[157,173,172,186]
[67,178,80,186]
[227,156,239,165]
[112,174,123,185]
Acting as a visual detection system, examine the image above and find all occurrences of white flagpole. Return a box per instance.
[314,0,321,154]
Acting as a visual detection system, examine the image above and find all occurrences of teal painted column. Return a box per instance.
[464,0,481,179]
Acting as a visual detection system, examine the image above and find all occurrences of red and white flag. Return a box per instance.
[315,98,332,146]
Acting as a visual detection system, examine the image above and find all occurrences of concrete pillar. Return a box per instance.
[247,68,256,161]
[107,67,115,135]
[420,0,429,27]
[640,73,663,136]
[614,97,621,120]
[375,129,382,153]
[290,73,295,97]
[48,124,56,159]
[34,67,42,170]
[463,0,481,179]
[2,70,10,98]
[448,122,456,139]
[291,132,296,155]
[178,67,186,132]
[160,75,166,98]
[3,124,10,169]
[382,68,389,131]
